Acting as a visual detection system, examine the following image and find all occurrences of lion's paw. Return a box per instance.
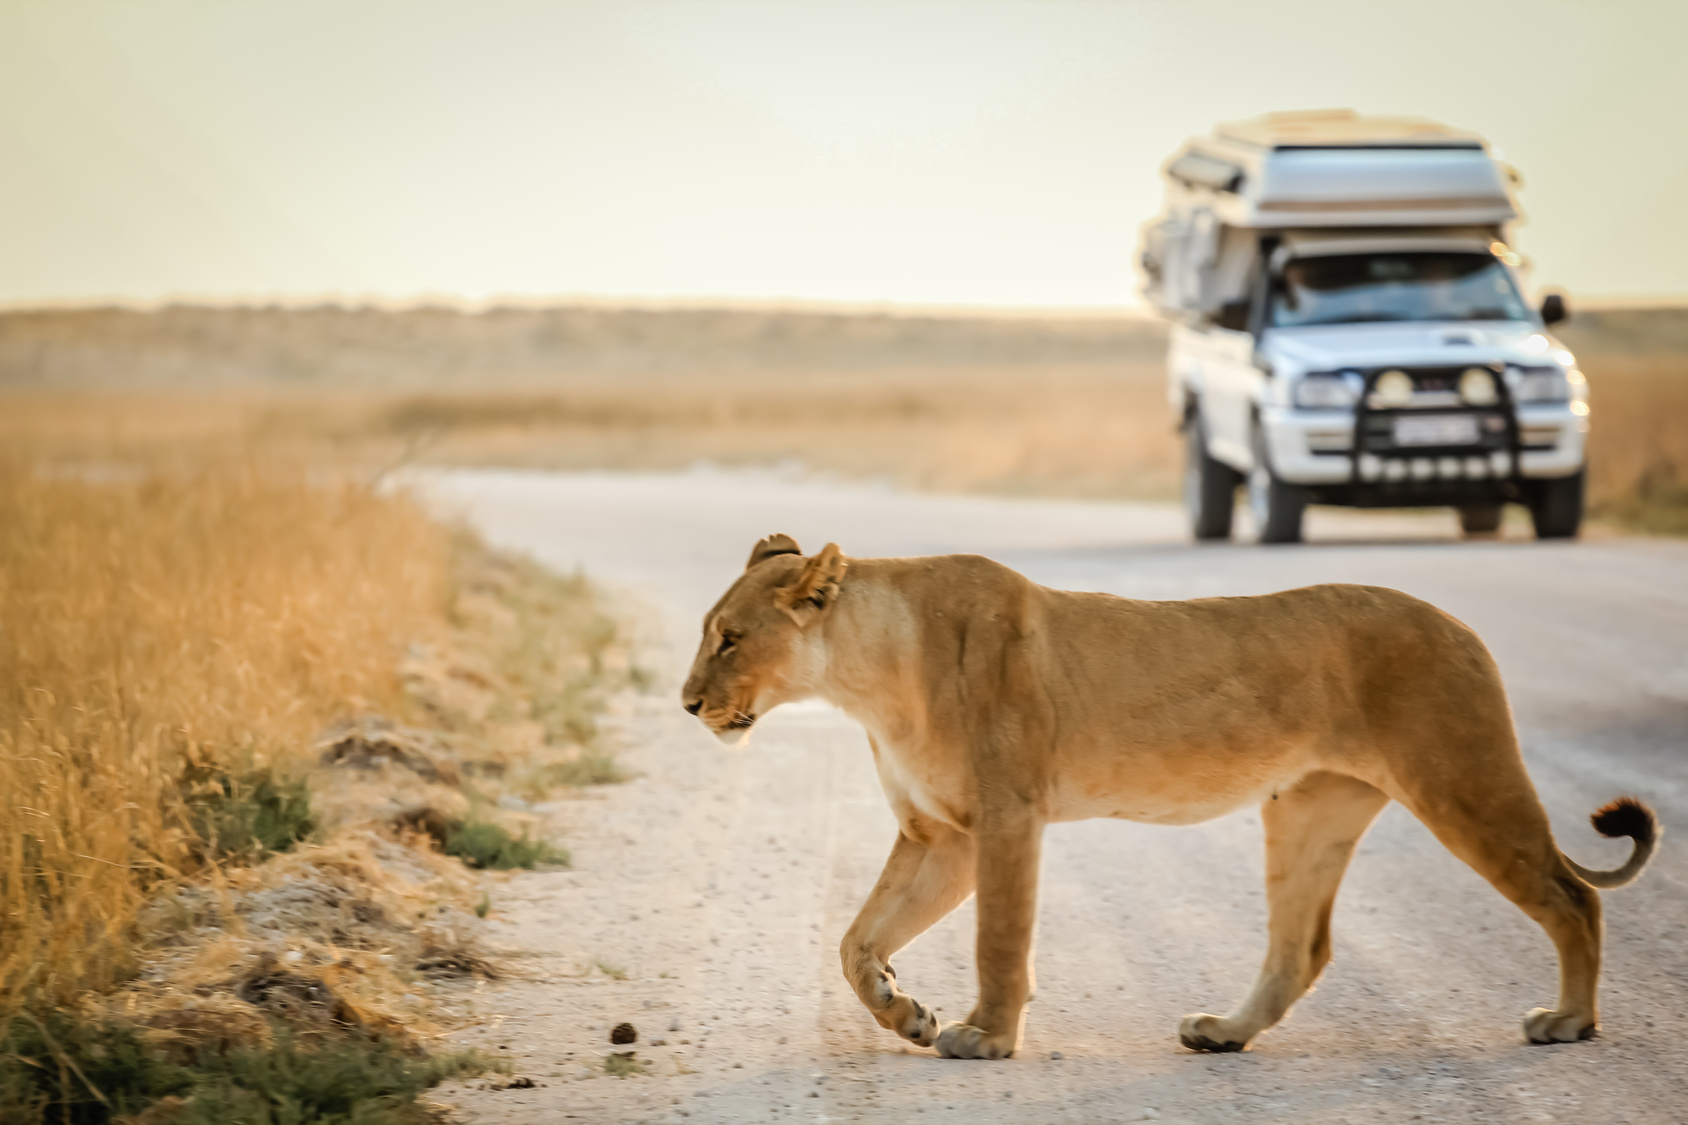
[934,1021,1014,1060]
[895,999,940,1047]
[1523,1007,1597,1044]
[1178,1014,1248,1053]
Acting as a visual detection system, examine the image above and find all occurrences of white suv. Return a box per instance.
[1174,235,1588,542]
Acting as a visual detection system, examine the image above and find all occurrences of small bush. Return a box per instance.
[0,1013,192,1124]
[183,765,316,861]
[443,820,567,871]
[602,1052,647,1078]
[178,1034,487,1125]
[0,1012,490,1125]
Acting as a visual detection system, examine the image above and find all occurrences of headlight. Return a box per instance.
[1459,367,1499,406]
[1506,365,1570,403]
[1373,369,1415,407]
[1293,372,1360,410]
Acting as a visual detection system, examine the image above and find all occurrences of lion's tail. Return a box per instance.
[1560,796,1660,890]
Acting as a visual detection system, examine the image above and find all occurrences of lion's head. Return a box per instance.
[680,533,846,745]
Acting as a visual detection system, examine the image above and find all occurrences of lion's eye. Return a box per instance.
[716,633,738,656]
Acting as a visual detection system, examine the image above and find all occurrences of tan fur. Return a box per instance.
[682,538,1659,1058]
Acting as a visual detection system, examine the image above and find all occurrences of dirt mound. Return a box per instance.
[317,716,462,785]
[235,952,366,1030]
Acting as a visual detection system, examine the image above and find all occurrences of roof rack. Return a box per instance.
[1160,110,1517,228]
[1215,109,1486,151]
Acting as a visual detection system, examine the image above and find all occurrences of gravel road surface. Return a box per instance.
[420,468,1688,1125]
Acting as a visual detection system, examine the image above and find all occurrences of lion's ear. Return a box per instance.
[745,533,802,571]
[776,542,846,625]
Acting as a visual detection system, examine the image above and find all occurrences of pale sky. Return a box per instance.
[3,0,1686,308]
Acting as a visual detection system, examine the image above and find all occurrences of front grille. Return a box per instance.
[1356,409,1511,457]
[1345,364,1522,492]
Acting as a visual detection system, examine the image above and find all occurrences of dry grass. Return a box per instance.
[0,449,634,1120]
[376,365,1182,499]
[0,363,1182,501]
[0,457,449,1013]
[0,304,1164,386]
[0,368,642,1120]
[0,305,1684,533]
[1582,354,1688,533]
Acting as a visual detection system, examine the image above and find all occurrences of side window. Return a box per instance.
[1211,300,1250,332]
[1250,240,1280,337]
[1204,259,1268,335]
[1259,270,1289,331]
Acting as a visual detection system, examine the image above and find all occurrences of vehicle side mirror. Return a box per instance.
[1213,300,1250,332]
[1540,293,1568,326]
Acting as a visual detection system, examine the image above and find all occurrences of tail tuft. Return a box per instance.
[1563,796,1660,890]
[1591,796,1657,847]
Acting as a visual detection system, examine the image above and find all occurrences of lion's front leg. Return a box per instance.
[841,823,974,1047]
[936,807,1043,1060]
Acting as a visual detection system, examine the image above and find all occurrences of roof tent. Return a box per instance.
[1165,109,1519,228]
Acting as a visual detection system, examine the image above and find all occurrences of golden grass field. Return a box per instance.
[4,303,1683,526]
[4,349,1685,530]
[0,436,642,1119]
[0,459,446,1012]
[0,367,1177,499]
[1576,354,1688,533]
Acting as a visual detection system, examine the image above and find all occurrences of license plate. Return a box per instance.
[1393,414,1480,447]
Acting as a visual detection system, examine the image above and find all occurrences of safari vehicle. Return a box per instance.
[1139,109,1588,543]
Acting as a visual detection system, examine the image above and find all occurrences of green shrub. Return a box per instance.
[442,820,567,871]
[602,1051,647,1078]
[0,1012,489,1125]
[178,1034,487,1125]
[0,1013,192,1124]
[183,766,316,861]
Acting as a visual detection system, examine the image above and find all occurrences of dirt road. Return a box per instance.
[420,468,1688,1124]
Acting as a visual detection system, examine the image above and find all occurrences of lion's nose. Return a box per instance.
[683,698,703,716]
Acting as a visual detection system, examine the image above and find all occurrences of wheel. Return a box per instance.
[1184,410,1240,541]
[1529,470,1585,540]
[1248,423,1306,544]
[1458,504,1504,535]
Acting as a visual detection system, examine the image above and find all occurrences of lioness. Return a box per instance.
[681,535,1659,1059]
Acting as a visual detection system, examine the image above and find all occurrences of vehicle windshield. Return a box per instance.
[1270,251,1533,328]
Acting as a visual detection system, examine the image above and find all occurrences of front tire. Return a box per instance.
[1529,470,1585,540]
[1248,423,1306,544]
[1458,504,1504,536]
[1184,410,1240,541]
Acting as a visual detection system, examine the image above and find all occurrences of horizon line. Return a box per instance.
[2,291,1685,318]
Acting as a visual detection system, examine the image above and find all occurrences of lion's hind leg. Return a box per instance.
[1180,770,1388,1053]
[1397,779,1603,1043]
[840,822,975,1047]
